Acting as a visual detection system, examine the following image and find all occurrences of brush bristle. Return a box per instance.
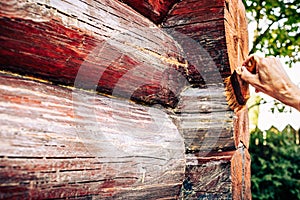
[224,76,244,111]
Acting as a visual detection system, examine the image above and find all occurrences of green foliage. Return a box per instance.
[250,127,300,199]
[242,0,300,67]
[244,2,300,198]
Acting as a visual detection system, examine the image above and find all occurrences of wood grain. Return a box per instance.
[0,75,185,199]
[118,0,179,24]
[0,0,190,108]
[162,0,251,198]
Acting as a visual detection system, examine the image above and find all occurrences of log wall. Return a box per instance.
[0,0,251,199]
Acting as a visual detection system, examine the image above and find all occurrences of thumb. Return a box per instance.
[240,66,258,85]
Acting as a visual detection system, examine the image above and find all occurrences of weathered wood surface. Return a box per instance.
[0,0,251,199]
[231,146,251,200]
[162,0,249,76]
[119,0,179,24]
[0,0,248,107]
[171,87,234,153]
[182,152,233,199]
[0,74,185,199]
[224,0,249,72]
[163,0,251,199]
[0,0,191,108]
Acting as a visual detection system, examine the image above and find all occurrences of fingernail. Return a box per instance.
[236,66,242,75]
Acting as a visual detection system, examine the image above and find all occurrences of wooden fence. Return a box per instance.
[251,125,300,146]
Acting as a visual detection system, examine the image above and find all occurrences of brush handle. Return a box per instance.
[244,56,257,74]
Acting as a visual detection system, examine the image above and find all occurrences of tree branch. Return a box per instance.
[249,13,284,54]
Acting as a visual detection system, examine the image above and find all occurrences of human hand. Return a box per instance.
[239,55,300,111]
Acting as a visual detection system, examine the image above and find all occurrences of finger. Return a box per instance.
[241,66,266,93]
[240,66,259,85]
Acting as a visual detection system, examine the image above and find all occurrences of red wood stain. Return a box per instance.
[0,17,95,85]
[119,0,179,24]
[132,84,178,107]
[0,17,187,107]
[163,0,231,78]
[98,55,140,92]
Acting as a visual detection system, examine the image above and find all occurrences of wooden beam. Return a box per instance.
[117,0,179,24]
[0,74,185,199]
[0,0,191,108]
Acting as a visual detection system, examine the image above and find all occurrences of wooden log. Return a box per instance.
[181,148,251,200]
[0,0,191,108]
[118,0,179,24]
[231,145,251,200]
[234,107,250,149]
[170,87,235,152]
[182,151,234,199]
[0,75,185,199]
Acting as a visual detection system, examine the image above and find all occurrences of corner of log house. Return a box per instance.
[0,0,251,199]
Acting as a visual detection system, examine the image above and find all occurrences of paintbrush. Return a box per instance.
[225,56,257,111]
